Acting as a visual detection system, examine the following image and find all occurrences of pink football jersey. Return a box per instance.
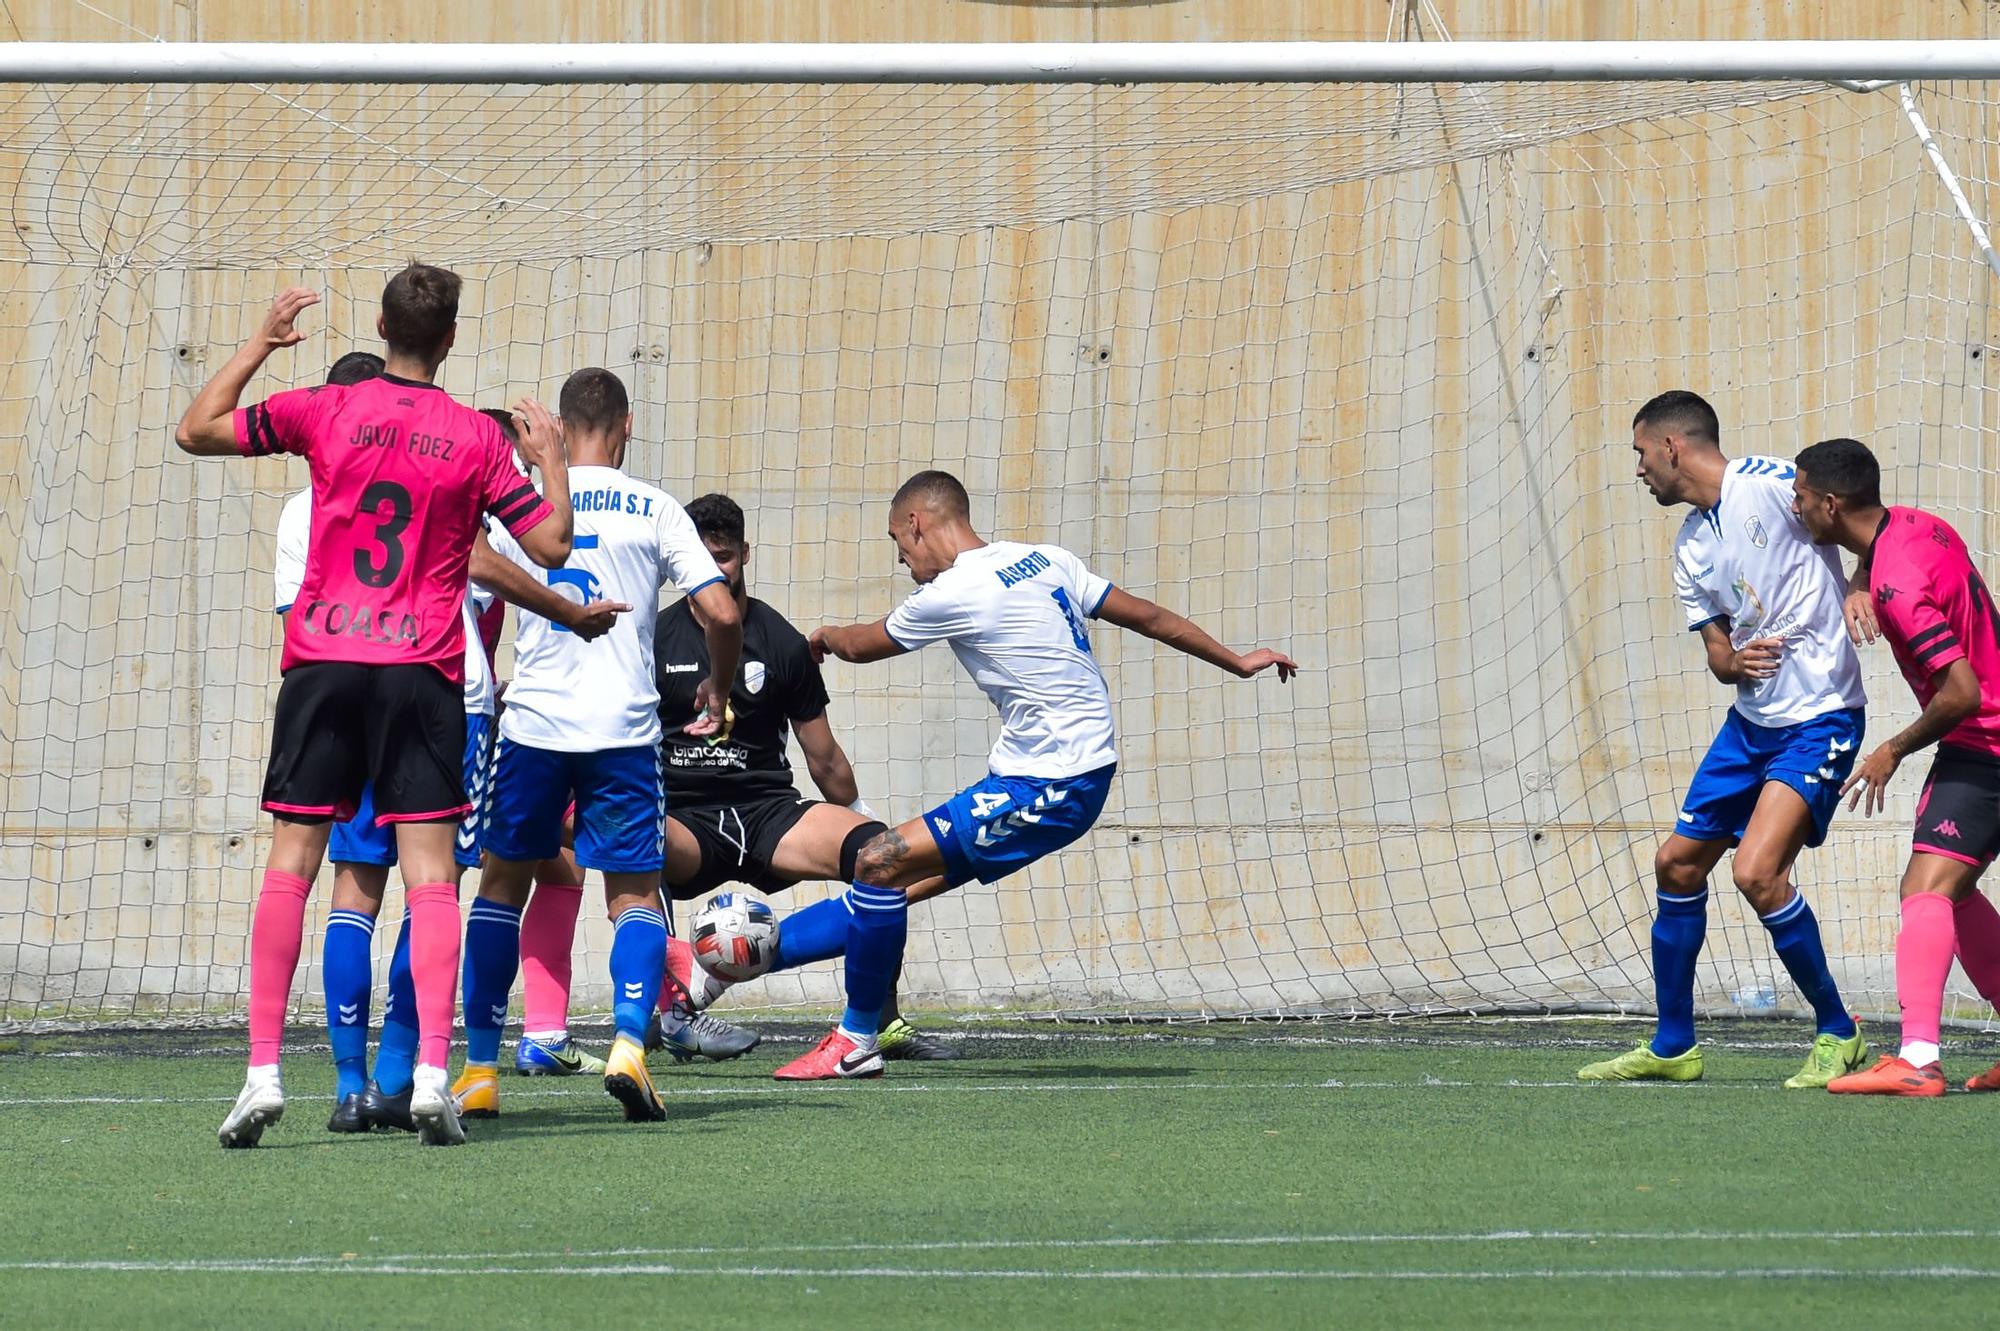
[236,373,550,681]
[1871,505,2000,758]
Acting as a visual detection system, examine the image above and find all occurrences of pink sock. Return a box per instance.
[519,883,584,1033]
[1897,892,1957,1055]
[247,870,313,1066]
[1954,891,2000,1010]
[660,933,694,1013]
[406,882,462,1069]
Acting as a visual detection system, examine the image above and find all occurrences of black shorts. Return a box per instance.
[668,794,821,898]
[1913,744,2000,868]
[263,661,469,825]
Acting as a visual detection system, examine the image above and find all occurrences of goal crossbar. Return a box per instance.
[6,40,2000,86]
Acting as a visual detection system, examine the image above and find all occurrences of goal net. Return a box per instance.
[4,60,1998,1025]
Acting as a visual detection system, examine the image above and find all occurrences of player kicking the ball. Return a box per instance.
[737,470,1295,1080]
[1791,439,2000,1095]
[458,367,740,1124]
[177,267,573,1147]
[1578,391,1869,1088]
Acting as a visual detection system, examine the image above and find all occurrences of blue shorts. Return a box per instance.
[484,738,664,874]
[1678,707,1864,850]
[329,713,493,870]
[924,764,1115,888]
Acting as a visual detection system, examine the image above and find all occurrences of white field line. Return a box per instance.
[6,1260,2000,1281]
[3,1228,1995,1276]
[0,1077,1814,1109]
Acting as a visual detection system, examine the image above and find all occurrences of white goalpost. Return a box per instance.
[3,42,2000,1026]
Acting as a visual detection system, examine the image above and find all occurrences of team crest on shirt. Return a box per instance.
[1744,515,1768,549]
[742,661,766,695]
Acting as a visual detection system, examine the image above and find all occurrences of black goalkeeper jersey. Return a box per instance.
[655,595,829,808]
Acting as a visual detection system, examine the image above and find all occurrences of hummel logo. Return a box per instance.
[1936,819,1963,839]
[489,1004,507,1024]
[622,982,645,999]
[337,1002,360,1025]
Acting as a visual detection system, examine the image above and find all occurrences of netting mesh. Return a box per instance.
[1,77,1996,1025]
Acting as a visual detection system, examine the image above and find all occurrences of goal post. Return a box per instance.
[4,43,2000,1026]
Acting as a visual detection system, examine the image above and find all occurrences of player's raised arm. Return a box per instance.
[808,620,907,665]
[175,287,320,456]
[499,397,573,569]
[1093,587,1297,681]
[469,528,628,641]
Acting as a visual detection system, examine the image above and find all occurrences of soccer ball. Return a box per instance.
[689,892,780,982]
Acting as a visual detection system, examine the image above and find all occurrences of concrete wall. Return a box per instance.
[2,2,1997,1022]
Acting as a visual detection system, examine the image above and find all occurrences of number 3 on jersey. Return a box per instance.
[546,533,602,633]
[1050,586,1091,653]
[354,480,412,588]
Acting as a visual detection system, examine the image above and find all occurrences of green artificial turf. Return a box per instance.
[4,1017,2000,1330]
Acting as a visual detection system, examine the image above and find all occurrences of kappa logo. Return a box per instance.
[1878,585,1900,604]
[336,1002,360,1026]
[1935,819,1963,840]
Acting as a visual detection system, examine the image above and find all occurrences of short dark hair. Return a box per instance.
[892,469,970,519]
[325,351,384,386]
[1632,390,1720,446]
[380,262,461,359]
[1796,437,1882,508]
[558,367,629,435]
[685,493,746,547]
[478,407,520,446]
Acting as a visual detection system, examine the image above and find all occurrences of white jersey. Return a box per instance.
[274,489,495,715]
[487,464,724,753]
[1672,455,1867,728]
[885,541,1119,779]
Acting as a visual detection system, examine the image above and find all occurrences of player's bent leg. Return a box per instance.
[1733,779,1867,1086]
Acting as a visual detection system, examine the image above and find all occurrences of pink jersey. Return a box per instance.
[236,373,552,681]
[1871,505,2000,758]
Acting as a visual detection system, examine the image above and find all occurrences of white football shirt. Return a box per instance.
[487,464,725,752]
[274,489,495,716]
[885,541,1119,779]
[1671,455,1867,728]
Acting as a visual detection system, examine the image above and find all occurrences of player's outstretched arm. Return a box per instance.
[685,581,743,738]
[808,621,907,666]
[504,397,574,568]
[1843,657,1982,817]
[174,287,320,456]
[794,713,862,806]
[469,529,628,641]
[1094,587,1297,681]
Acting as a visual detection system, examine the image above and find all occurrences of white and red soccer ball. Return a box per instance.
[690,892,780,982]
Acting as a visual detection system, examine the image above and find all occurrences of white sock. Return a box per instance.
[524,1029,568,1046]
[245,1063,281,1087]
[838,1026,878,1053]
[1901,1040,1941,1067]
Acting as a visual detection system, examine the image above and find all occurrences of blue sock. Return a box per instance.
[771,895,853,972]
[322,909,376,1100]
[840,884,907,1039]
[1762,893,1856,1038]
[610,906,669,1043]
[462,897,523,1067]
[1650,889,1707,1058]
[374,913,417,1097]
